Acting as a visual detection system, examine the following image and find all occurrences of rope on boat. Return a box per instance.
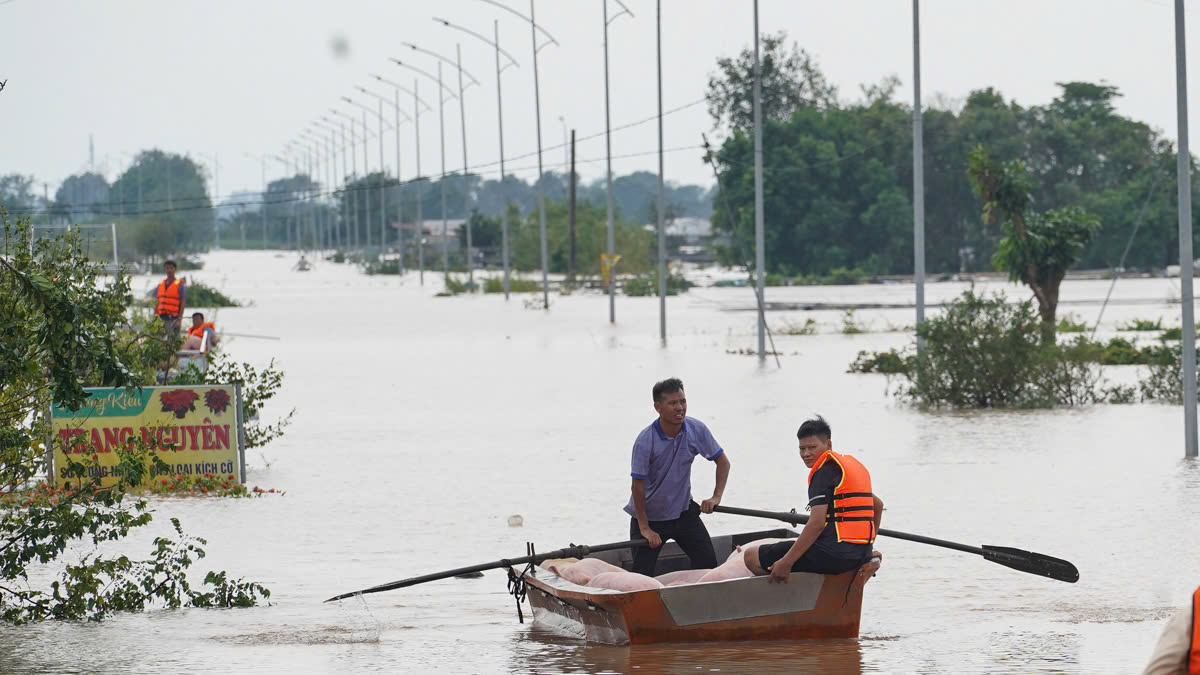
[504,542,540,624]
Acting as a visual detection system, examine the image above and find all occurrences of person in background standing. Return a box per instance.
[149,259,186,338]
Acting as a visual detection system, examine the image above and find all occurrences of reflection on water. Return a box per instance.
[1,251,1197,673]
[508,627,864,675]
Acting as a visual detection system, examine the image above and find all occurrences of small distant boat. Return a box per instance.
[293,257,312,272]
[523,527,873,645]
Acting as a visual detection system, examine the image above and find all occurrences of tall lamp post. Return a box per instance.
[391,57,459,281]
[479,0,559,309]
[603,0,634,322]
[1174,0,1198,458]
[313,118,347,249]
[244,152,269,249]
[403,41,481,285]
[330,107,378,249]
[342,96,394,250]
[358,85,414,266]
[434,16,521,299]
[373,74,435,280]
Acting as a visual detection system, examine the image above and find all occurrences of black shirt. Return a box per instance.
[807,462,873,561]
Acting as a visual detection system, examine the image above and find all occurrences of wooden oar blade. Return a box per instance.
[981,545,1079,583]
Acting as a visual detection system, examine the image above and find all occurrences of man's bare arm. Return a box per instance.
[631,478,662,548]
[700,454,730,513]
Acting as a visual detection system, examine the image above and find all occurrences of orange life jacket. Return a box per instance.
[187,322,215,338]
[808,450,876,544]
[1190,586,1199,674]
[156,278,183,317]
[186,322,215,353]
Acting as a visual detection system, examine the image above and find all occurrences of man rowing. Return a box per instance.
[625,378,731,576]
[745,415,883,583]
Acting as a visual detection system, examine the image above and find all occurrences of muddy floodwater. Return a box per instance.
[3,251,1198,673]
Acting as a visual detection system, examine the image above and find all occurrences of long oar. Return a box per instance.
[324,538,646,603]
[713,505,1079,583]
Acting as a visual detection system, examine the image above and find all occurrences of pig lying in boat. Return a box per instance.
[541,538,881,591]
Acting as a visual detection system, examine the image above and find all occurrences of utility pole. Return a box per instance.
[752,0,765,361]
[569,129,577,281]
[657,0,667,346]
[416,80,425,285]
[913,0,926,355]
[1175,0,1198,458]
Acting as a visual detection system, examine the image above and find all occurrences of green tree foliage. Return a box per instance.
[0,212,268,624]
[967,146,1101,340]
[706,31,838,132]
[110,150,214,259]
[53,172,110,220]
[510,200,653,276]
[707,33,1190,280]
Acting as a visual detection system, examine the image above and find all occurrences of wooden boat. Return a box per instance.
[522,527,874,645]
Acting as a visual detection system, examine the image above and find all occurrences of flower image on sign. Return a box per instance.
[49,385,245,488]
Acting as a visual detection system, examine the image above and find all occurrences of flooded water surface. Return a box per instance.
[3,251,1197,673]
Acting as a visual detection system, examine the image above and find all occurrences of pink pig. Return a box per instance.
[587,571,665,592]
[655,569,712,586]
[548,557,625,586]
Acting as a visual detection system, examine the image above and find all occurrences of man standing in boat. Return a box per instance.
[745,415,883,583]
[625,378,730,576]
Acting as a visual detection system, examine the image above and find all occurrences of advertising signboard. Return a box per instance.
[49,384,245,488]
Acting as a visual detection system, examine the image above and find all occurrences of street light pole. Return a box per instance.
[1175,0,1198,458]
[434,16,520,299]
[391,57,458,282]
[913,0,926,356]
[753,0,765,360]
[657,0,667,346]
[531,1,551,308]
[481,0,557,308]
[603,0,633,322]
[456,43,473,287]
[416,79,425,284]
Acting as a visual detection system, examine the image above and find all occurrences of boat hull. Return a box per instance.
[523,528,870,645]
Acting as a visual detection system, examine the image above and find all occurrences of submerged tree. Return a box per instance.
[967,146,1101,342]
[0,211,268,624]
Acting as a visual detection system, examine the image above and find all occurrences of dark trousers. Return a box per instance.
[628,500,718,577]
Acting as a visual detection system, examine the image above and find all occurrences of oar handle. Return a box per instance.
[325,538,647,603]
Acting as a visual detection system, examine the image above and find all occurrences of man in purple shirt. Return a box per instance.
[625,378,731,576]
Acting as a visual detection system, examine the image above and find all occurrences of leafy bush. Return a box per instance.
[624,273,692,297]
[899,291,1096,407]
[186,281,240,307]
[848,349,911,374]
[483,277,542,293]
[778,317,818,335]
[1056,314,1088,333]
[764,273,787,287]
[0,213,268,624]
[841,309,865,334]
[1120,317,1163,331]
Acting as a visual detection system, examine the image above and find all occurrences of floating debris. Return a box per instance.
[507,514,524,527]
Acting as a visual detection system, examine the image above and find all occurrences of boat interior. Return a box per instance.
[586,528,800,577]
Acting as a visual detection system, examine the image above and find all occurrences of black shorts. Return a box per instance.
[757,541,870,575]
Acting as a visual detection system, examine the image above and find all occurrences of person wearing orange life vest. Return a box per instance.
[1142,586,1200,674]
[181,311,217,355]
[744,415,884,583]
[148,259,186,337]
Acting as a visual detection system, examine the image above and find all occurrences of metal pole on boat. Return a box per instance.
[1175,0,1198,458]
[912,0,926,356]
[752,0,765,361]
[657,0,667,347]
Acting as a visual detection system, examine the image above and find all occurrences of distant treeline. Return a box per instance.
[708,32,1195,277]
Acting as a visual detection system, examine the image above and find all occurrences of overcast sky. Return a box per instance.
[1,0,1196,203]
